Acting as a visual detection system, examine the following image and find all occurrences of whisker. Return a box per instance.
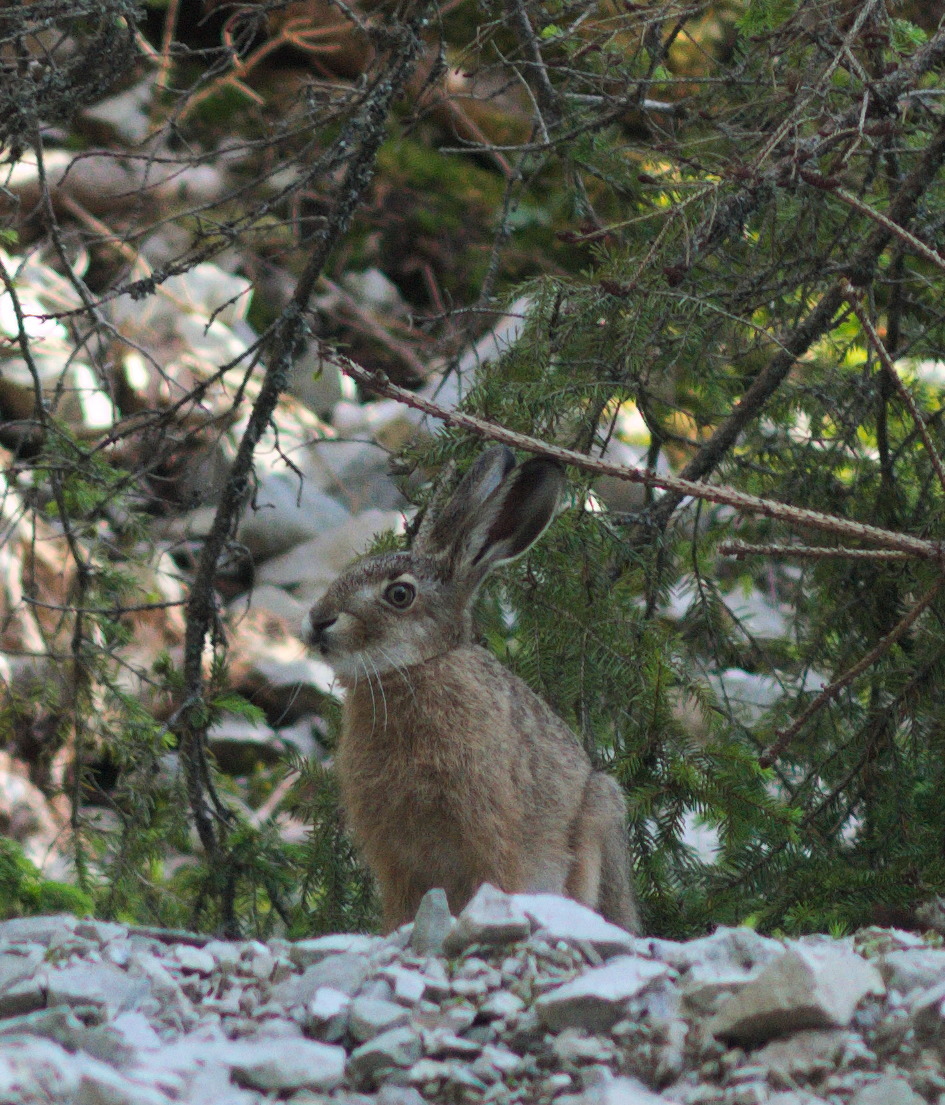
[377,646,418,710]
[359,656,377,736]
[367,653,389,732]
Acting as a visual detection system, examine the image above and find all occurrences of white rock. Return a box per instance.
[0,1036,80,1101]
[349,996,411,1042]
[288,341,345,415]
[849,1076,924,1105]
[753,1029,853,1082]
[0,914,78,945]
[260,508,404,594]
[75,1053,176,1105]
[444,884,531,954]
[381,966,428,1006]
[173,946,216,975]
[238,473,350,560]
[879,948,945,995]
[710,943,885,1043]
[574,1075,671,1104]
[513,893,635,957]
[478,989,525,1020]
[289,933,382,967]
[228,583,307,626]
[662,925,784,1014]
[82,79,154,145]
[306,986,351,1042]
[411,888,454,956]
[348,1025,424,1083]
[47,962,149,1015]
[231,1037,346,1092]
[206,714,278,771]
[535,956,671,1032]
[272,953,371,1002]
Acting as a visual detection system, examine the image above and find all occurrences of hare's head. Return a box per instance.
[305,446,564,684]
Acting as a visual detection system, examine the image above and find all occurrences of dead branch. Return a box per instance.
[338,360,945,561]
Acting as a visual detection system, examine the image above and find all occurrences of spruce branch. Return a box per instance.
[642,105,945,535]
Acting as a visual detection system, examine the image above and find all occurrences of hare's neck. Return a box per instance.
[342,646,470,736]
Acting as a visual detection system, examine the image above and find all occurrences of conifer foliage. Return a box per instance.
[2,0,945,935]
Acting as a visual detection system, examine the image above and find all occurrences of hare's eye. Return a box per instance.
[384,581,416,609]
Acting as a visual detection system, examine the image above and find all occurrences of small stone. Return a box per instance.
[232,1037,346,1092]
[203,940,241,973]
[422,1028,482,1058]
[0,915,78,946]
[710,943,885,1043]
[849,1076,925,1105]
[76,1055,175,1105]
[47,962,149,1015]
[754,1029,852,1084]
[305,986,351,1041]
[411,889,454,956]
[272,953,371,1003]
[552,1028,618,1066]
[349,996,411,1042]
[289,934,382,968]
[513,894,636,958]
[383,967,427,1006]
[535,956,671,1032]
[479,990,526,1020]
[880,949,945,996]
[376,1088,428,1105]
[348,1025,424,1085]
[174,946,216,975]
[443,884,531,955]
[75,921,128,946]
[579,1076,678,1104]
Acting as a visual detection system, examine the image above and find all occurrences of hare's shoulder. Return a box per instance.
[431,645,589,754]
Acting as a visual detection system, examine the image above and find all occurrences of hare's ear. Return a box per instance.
[415,445,516,557]
[458,456,565,584]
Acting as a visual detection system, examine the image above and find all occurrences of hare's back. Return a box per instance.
[453,645,593,784]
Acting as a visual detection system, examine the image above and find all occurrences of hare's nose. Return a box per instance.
[308,615,337,649]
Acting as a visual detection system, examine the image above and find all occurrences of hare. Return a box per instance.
[305,445,641,934]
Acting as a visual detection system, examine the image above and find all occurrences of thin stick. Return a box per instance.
[720,541,917,561]
[834,187,945,275]
[157,0,180,92]
[844,282,945,496]
[339,359,945,562]
[759,575,945,768]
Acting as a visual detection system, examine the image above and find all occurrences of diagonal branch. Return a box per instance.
[719,541,917,562]
[758,575,945,769]
[844,282,945,496]
[339,360,945,561]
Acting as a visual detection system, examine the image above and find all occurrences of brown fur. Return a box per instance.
[306,448,641,933]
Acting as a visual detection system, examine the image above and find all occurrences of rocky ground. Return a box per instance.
[1,884,944,1105]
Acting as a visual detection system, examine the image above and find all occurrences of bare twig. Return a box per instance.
[338,360,945,561]
[719,542,917,561]
[832,186,945,275]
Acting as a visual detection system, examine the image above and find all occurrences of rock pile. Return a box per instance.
[1,885,944,1105]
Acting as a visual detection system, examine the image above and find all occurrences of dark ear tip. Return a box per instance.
[480,443,517,473]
